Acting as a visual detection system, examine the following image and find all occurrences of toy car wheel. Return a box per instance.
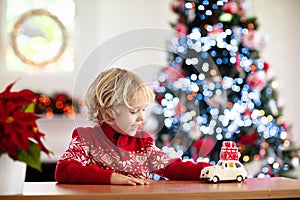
[236,175,243,182]
[212,176,219,183]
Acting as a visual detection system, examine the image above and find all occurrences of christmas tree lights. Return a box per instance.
[154,0,298,178]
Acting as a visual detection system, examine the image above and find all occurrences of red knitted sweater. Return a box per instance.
[55,123,212,184]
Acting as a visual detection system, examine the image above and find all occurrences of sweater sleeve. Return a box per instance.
[147,140,213,180]
[54,129,114,184]
[154,158,212,180]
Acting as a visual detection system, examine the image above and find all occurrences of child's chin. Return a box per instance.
[127,132,137,137]
[124,129,138,137]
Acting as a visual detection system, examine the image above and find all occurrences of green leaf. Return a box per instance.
[17,143,42,172]
[23,103,35,113]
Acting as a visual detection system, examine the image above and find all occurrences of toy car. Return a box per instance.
[200,159,247,183]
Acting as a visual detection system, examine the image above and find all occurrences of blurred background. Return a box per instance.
[0,0,299,180]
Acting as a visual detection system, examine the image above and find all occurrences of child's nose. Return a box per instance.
[136,110,145,123]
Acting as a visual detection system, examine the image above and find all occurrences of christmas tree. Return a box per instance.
[153,0,299,178]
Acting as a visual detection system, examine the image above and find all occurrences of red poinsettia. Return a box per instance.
[0,81,50,171]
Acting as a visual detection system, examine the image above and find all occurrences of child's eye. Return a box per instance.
[130,110,138,114]
[130,108,146,114]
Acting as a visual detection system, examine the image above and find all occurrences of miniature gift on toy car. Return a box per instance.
[200,141,248,183]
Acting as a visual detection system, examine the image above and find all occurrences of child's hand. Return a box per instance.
[110,173,150,186]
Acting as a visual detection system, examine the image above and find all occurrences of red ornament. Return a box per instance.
[263,62,270,71]
[242,108,252,118]
[246,71,267,91]
[222,1,238,14]
[237,132,258,146]
[282,122,289,130]
[155,96,163,104]
[174,22,189,37]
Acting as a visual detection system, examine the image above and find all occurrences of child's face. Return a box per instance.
[108,87,153,136]
[110,103,147,136]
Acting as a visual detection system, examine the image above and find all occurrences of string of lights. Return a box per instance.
[153,0,297,178]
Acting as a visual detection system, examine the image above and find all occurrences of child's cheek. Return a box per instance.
[114,112,133,129]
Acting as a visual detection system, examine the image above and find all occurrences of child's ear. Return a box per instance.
[106,114,115,123]
[100,107,115,124]
[103,114,115,125]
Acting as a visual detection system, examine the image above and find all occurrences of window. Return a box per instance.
[4,0,75,72]
[235,162,241,168]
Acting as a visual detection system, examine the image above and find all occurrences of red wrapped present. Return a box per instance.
[223,141,236,148]
[219,141,239,161]
[220,151,239,160]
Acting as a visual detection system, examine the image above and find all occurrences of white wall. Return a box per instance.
[72,0,176,99]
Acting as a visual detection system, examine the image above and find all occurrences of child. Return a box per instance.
[55,67,212,185]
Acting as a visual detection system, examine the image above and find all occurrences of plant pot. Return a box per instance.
[0,153,27,195]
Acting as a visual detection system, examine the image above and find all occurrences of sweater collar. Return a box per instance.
[100,122,121,144]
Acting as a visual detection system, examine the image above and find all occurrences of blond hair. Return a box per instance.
[85,68,154,124]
